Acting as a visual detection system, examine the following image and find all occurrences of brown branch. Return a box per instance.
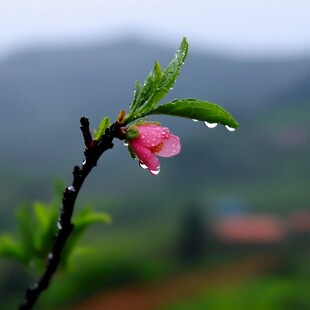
[19,116,125,309]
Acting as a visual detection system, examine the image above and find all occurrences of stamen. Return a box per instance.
[150,142,164,153]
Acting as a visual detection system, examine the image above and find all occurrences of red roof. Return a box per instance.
[214,215,285,244]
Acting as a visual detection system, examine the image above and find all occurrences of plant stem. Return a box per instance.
[19,116,124,310]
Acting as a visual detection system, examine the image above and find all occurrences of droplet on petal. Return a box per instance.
[124,141,129,147]
[128,123,180,176]
[156,134,181,157]
[204,121,218,128]
[192,119,199,122]
[225,125,236,132]
[150,167,160,175]
[139,162,148,170]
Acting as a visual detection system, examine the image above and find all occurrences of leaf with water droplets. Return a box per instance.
[149,98,239,129]
[140,37,188,112]
[125,37,188,124]
[130,61,162,114]
[129,80,142,113]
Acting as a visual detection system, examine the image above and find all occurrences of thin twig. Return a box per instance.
[19,116,124,309]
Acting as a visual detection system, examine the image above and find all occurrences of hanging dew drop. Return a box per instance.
[139,162,148,170]
[225,125,236,132]
[204,121,218,128]
[150,168,160,176]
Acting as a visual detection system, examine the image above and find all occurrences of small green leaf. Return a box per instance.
[60,206,111,270]
[33,202,53,254]
[33,202,49,234]
[137,61,162,110]
[129,80,142,113]
[94,117,111,141]
[16,204,37,256]
[131,61,162,113]
[74,211,111,229]
[0,234,27,263]
[149,98,239,129]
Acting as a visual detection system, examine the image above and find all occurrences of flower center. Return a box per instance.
[150,142,164,154]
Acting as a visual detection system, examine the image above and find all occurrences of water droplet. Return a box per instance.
[57,221,62,230]
[225,125,236,132]
[139,162,148,170]
[68,186,76,192]
[48,253,53,261]
[82,159,86,165]
[123,141,128,147]
[192,119,199,122]
[150,168,160,176]
[204,121,218,128]
[170,87,173,90]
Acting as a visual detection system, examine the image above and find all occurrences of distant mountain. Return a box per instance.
[0,37,309,222]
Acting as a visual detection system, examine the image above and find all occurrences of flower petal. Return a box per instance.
[157,134,181,157]
[135,124,170,148]
[130,141,160,171]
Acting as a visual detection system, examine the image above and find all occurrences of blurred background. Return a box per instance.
[1,0,310,309]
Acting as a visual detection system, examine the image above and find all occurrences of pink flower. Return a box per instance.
[128,124,181,175]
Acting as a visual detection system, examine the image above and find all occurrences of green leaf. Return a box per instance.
[74,211,111,230]
[33,202,53,254]
[60,206,111,270]
[94,117,111,141]
[33,202,49,234]
[124,37,188,124]
[129,80,142,113]
[139,37,188,112]
[0,234,27,263]
[16,204,37,256]
[149,98,239,129]
[130,61,162,113]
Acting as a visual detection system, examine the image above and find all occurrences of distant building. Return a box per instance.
[212,215,285,245]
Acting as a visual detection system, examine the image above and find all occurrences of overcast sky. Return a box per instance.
[1,0,310,57]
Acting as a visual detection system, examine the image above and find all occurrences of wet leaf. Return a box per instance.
[141,37,188,111]
[129,80,142,113]
[149,98,239,129]
[130,61,162,113]
[125,37,188,124]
